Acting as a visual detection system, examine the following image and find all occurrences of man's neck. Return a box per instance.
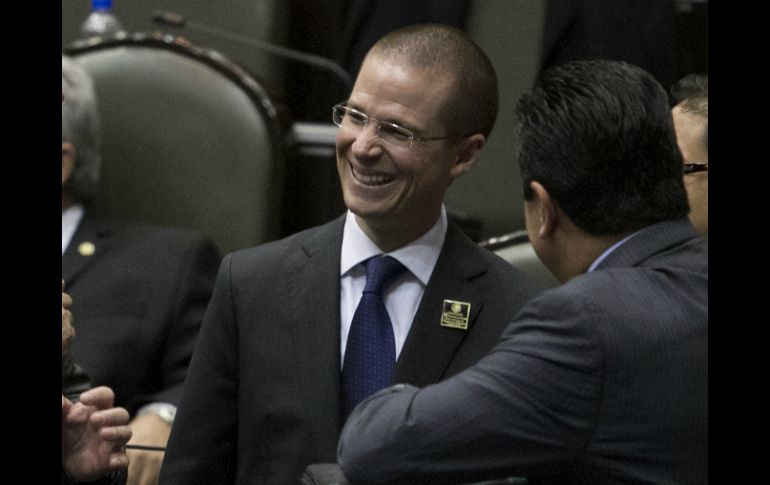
[552,228,634,283]
[354,210,442,253]
[62,194,74,211]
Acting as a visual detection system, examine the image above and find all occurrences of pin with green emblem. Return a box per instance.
[78,241,95,256]
[441,299,470,330]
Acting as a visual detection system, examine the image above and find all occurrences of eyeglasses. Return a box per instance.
[332,104,452,148]
[683,163,708,175]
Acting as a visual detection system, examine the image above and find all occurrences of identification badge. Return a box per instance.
[441,299,471,330]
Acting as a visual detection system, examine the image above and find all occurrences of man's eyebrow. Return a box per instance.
[344,100,418,131]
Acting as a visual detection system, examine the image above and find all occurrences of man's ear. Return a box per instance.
[448,134,485,179]
[62,142,75,186]
[530,181,557,240]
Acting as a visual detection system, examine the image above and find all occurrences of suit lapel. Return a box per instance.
[289,217,345,457]
[62,215,114,286]
[393,222,487,387]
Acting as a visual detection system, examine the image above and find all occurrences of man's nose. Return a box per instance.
[351,122,383,159]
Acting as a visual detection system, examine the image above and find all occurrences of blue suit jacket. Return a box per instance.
[339,218,708,485]
[160,215,542,485]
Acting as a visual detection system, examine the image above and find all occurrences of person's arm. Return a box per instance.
[62,285,74,358]
[62,386,132,483]
[151,235,220,406]
[126,236,219,485]
[62,285,91,401]
[157,254,240,484]
[124,409,172,485]
[63,355,92,402]
[338,291,603,484]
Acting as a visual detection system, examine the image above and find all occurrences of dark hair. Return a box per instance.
[515,59,689,236]
[671,73,708,151]
[368,23,498,139]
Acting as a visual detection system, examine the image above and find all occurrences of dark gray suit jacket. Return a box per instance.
[338,218,708,485]
[62,214,220,414]
[160,215,542,485]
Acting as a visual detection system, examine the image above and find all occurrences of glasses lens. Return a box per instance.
[378,122,413,147]
[332,105,345,127]
[333,106,367,130]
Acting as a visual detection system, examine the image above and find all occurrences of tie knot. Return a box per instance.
[363,255,406,294]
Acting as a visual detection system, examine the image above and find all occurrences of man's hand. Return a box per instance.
[62,281,74,358]
[62,386,132,482]
[126,413,172,485]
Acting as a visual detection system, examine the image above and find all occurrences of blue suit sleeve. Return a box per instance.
[338,290,604,484]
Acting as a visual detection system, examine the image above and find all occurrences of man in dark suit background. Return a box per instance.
[671,73,708,238]
[160,24,542,485]
[338,60,708,484]
[61,55,221,485]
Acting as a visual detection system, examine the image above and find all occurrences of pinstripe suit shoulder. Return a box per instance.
[339,218,708,485]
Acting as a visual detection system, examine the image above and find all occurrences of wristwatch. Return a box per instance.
[136,403,176,425]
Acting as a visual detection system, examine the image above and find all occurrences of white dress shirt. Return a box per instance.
[61,204,84,255]
[339,207,448,366]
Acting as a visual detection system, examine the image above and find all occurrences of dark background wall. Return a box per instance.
[62,0,707,243]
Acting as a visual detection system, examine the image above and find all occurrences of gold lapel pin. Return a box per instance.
[441,299,471,330]
[78,241,96,257]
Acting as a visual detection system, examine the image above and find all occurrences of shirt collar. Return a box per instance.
[587,230,640,272]
[62,204,85,255]
[340,206,448,285]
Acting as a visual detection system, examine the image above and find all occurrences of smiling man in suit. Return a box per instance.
[160,24,542,485]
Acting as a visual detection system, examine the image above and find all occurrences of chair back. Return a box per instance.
[65,32,289,255]
[480,230,559,290]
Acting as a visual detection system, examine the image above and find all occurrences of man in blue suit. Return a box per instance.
[338,60,708,484]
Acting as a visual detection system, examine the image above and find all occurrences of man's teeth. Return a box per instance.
[353,168,394,186]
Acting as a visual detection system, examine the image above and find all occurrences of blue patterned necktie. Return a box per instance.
[342,255,407,418]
